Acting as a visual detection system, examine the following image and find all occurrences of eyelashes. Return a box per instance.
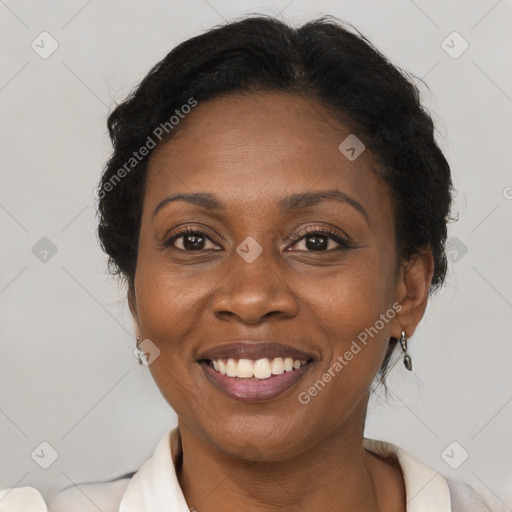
[287,225,352,251]
[163,225,352,252]
[163,227,220,251]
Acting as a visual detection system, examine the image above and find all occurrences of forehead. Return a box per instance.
[144,92,391,221]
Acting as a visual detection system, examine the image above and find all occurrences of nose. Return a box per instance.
[211,248,299,325]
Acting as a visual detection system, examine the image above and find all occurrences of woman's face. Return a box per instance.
[131,92,420,460]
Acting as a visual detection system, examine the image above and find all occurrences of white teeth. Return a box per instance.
[236,358,254,378]
[270,357,284,375]
[210,356,309,379]
[226,358,237,377]
[253,358,272,379]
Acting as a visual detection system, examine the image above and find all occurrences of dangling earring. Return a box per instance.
[135,336,145,366]
[399,330,413,371]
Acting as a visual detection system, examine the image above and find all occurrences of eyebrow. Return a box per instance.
[152,189,368,223]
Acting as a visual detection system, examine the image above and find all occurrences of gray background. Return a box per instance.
[1,0,511,507]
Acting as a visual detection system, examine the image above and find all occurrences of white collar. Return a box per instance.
[119,428,451,512]
[363,438,451,511]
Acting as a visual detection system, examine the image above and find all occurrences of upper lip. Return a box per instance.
[197,341,316,361]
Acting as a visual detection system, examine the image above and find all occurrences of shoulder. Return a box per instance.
[363,438,509,511]
[447,478,510,512]
[0,487,48,511]
[48,473,135,512]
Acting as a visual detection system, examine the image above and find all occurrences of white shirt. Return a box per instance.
[1,428,507,511]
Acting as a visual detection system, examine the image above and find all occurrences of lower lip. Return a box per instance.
[199,361,313,402]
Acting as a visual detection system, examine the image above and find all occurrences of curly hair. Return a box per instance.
[96,14,454,378]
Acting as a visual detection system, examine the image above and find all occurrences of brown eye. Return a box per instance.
[165,228,221,251]
[288,228,351,252]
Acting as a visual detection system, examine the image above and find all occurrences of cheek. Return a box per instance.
[133,264,196,393]
[293,271,393,429]
[306,249,396,325]
[300,252,396,373]
[134,254,208,339]
[133,254,228,405]
[135,263,204,414]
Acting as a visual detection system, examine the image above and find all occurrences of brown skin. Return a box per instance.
[129,92,434,512]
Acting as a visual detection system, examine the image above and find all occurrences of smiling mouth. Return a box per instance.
[198,357,315,402]
[202,356,313,380]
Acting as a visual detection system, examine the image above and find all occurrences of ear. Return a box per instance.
[127,282,141,337]
[390,248,435,339]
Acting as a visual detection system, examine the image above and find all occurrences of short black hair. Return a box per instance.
[96,14,454,378]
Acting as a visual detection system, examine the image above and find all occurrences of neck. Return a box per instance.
[176,400,397,512]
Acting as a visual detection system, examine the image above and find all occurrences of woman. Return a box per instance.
[4,14,505,512]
